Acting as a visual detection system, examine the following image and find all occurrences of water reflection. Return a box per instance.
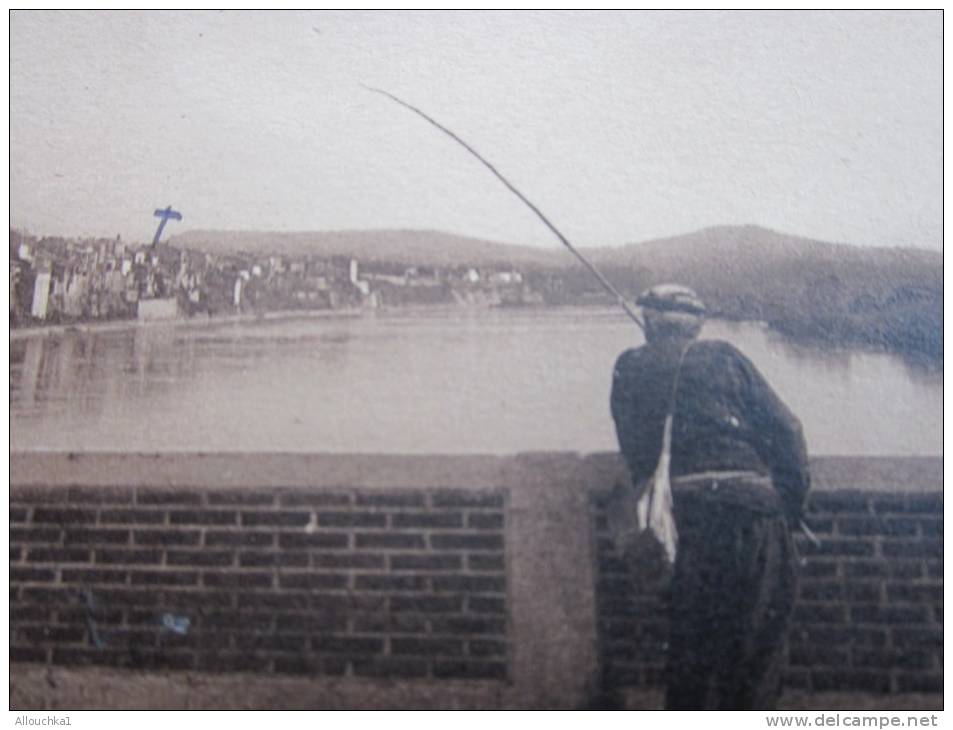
[760,326,856,376]
[756,321,942,387]
[9,309,942,455]
[896,353,943,388]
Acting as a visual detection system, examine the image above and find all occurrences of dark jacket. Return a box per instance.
[611,339,810,523]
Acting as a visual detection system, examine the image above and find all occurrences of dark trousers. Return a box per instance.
[665,494,798,710]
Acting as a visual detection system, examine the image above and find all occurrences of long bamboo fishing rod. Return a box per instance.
[365,86,824,546]
[362,84,645,332]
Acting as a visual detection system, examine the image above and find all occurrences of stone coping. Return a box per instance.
[9,665,944,711]
[11,452,942,492]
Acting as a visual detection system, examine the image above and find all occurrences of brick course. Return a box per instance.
[10,486,509,682]
[592,488,943,695]
[8,454,943,708]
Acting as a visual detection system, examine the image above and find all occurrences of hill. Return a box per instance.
[589,224,938,293]
[172,225,938,280]
[170,229,558,268]
[170,225,941,361]
[585,226,941,361]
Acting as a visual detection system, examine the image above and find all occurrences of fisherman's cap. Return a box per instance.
[636,284,706,316]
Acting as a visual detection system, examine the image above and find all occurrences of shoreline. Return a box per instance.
[9,303,943,370]
[7,301,610,341]
[8,305,367,341]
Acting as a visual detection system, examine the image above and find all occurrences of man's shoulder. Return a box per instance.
[616,345,648,358]
[689,339,748,362]
[613,345,649,371]
[687,340,767,388]
[616,340,751,369]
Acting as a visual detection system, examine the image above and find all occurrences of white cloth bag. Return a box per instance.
[606,412,678,565]
[636,412,678,564]
[608,344,691,566]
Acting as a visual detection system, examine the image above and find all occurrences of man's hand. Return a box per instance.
[606,471,650,557]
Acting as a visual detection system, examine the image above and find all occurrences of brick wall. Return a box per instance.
[9,452,942,710]
[10,485,509,682]
[592,489,943,696]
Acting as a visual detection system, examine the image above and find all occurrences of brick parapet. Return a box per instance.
[10,485,509,682]
[592,488,943,696]
[9,452,942,709]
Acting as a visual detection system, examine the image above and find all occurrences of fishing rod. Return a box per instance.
[363,87,821,548]
[362,84,645,332]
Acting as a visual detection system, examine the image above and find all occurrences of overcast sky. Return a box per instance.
[10,10,942,251]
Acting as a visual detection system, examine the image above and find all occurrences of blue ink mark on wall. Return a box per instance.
[152,206,183,245]
[159,613,191,636]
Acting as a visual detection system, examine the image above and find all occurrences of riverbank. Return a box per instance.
[9,306,367,341]
[8,300,528,341]
[11,301,943,371]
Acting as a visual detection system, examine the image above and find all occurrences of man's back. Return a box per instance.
[612,339,810,527]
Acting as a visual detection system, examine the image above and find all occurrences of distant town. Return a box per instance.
[8,229,544,329]
[9,225,942,365]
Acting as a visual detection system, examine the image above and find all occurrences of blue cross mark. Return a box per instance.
[152,206,183,245]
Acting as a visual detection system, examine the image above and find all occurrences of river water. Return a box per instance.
[9,307,942,456]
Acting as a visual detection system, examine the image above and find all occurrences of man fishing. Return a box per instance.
[610,283,811,710]
[368,88,810,710]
